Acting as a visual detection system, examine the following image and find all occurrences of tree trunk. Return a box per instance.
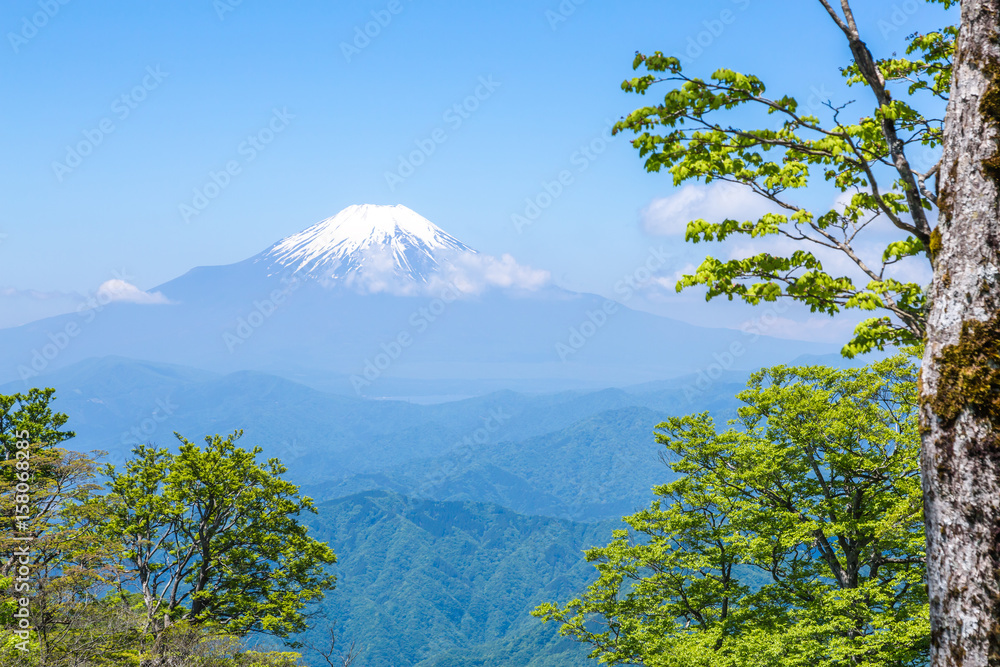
[920,1,1000,665]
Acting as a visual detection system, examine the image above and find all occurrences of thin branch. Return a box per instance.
[817,0,933,246]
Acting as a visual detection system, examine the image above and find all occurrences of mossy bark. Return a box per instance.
[920,1,1000,665]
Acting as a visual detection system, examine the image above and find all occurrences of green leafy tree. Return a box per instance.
[0,389,124,663]
[0,388,77,511]
[0,389,75,456]
[535,357,926,666]
[615,1,957,356]
[102,430,337,651]
[0,394,317,666]
[1,446,124,661]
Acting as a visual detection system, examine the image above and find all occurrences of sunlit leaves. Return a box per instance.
[535,358,928,666]
[103,431,337,640]
[614,19,954,355]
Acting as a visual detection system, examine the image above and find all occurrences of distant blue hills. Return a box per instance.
[1,355,747,519]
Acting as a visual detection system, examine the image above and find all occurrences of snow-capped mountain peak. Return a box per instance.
[259,204,476,283]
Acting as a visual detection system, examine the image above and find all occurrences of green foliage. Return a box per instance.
[0,388,75,484]
[102,430,337,640]
[0,389,123,664]
[0,390,321,665]
[0,388,75,452]
[535,357,927,665]
[615,3,960,356]
[0,583,311,666]
[0,619,307,666]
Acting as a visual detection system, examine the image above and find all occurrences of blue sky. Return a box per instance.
[0,0,954,337]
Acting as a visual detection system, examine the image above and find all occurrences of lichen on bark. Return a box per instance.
[983,58,1000,181]
[929,311,1000,426]
[981,38,1000,181]
[929,227,944,262]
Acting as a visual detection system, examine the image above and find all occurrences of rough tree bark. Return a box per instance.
[920,0,1000,665]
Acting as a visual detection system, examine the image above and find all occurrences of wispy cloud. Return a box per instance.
[640,182,779,236]
[341,248,550,296]
[95,279,172,305]
[0,287,78,300]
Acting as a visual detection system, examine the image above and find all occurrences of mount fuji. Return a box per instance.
[0,205,834,394]
[159,204,549,304]
[261,204,477,284]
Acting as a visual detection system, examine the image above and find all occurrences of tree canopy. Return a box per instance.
[614,1,958,356]
[103,430,338,641]
[535,356,927,666]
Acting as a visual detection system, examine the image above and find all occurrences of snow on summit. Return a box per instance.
[256,204,549,295]
[261,204,476,283]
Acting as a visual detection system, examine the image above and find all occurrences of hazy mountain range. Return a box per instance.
[1,204,834,393]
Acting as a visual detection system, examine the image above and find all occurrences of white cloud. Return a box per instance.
[341,246,401,295]
[442,253,550,293]
[738,312,860,343]
[644,263,697,292]
[641,182,780,236]
[341,248,550,297]
[95,279,171,305]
